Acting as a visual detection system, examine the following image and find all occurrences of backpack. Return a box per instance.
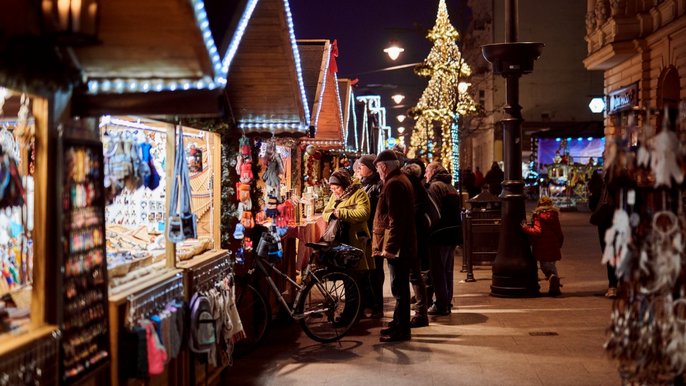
[188,293,216,354]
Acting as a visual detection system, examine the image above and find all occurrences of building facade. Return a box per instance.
[460,0,604,172]
[584,0,686,136]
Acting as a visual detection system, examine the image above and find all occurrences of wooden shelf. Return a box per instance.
[0,324,58,358]
[176,249,229,270]
[108,268,182,305]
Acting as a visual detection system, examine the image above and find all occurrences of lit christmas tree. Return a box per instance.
[408,0,476,182]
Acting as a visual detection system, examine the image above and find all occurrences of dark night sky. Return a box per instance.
[289,0,472,127]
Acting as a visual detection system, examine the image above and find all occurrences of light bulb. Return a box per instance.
[391,94,405,104]
[398,127,405,134]
[397,114,406,123]
[383,45,405,60]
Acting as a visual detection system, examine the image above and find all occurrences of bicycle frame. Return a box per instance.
[250,254,334,320]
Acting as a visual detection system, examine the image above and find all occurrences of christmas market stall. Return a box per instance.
[0,87,63,386]
[64,0,259,384]
[221,0,310,345]
[295,39,348,269]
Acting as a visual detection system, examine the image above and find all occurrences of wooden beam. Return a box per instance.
[72,90,225,118]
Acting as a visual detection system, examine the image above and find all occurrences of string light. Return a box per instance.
[408,0,478,178]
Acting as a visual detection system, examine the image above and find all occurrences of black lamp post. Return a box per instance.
[481,0,543,297]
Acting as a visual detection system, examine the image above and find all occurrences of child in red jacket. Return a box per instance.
[522,196,565,295]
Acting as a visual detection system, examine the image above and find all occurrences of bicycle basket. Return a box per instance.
[317,242,364,269]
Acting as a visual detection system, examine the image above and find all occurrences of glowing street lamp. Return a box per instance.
[397,114,406,123]
[458,81,471,93]
[391,94,405,104]
[384,43,405,60]
[588,97,605,113]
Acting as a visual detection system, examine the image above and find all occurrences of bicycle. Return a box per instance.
[234,232,363,354]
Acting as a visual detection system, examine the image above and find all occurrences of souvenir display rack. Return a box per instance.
[178,250,232,386]
[0,329,60,385]
[107,269,182,386]
[602,108,686,384]
[57,137,111,385]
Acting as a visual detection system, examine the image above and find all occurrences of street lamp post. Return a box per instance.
[482,0,543,297]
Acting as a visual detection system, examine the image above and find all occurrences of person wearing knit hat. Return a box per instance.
[357,154,385,319]
[322,168,373,271]
[373,149,398,164]
[372,148,416,342]
[358,155,376,173]
[329,169,352,189]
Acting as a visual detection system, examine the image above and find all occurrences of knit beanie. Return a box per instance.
[329,169,352,188]
[358,154,376,171]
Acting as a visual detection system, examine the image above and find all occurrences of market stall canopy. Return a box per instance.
[69,0,259,116]
[224,0,310,137]
[298,40,344,150]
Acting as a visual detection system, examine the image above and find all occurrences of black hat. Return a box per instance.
[359,154,376,171]
[373,149,398,164]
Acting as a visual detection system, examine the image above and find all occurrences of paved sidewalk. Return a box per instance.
[225,210,622,385]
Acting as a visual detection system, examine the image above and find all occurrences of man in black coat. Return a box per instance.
[358,154,385,318]
[372,150,416,342]
[425,162,462,316]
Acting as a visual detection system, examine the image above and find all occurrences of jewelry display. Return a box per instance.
[60,141,110,384]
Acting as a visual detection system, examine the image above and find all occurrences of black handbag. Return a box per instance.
[321,218,342,242]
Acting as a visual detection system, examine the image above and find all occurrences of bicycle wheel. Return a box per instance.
[296,270,361,343]
[234,281,270,356]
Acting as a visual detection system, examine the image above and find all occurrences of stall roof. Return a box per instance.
[225,0,310,136]
[71,0,259,116]
[297,40,343,149]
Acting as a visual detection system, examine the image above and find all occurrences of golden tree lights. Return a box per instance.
[408,0,477,179]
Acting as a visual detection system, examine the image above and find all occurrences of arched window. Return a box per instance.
[657,66,680,132]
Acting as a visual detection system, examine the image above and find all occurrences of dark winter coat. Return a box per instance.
[522,206,564,262]
[361,172,383,232]
[484,163,504,196]
[372,168,417,260]
[427,168,462,245]
[403,170,439,252]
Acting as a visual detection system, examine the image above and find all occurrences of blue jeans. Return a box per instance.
[539,261,558,279]
[430,244,456,310]
[388,257,410,334]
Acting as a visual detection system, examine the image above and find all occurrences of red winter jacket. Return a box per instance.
[522,207,564,262]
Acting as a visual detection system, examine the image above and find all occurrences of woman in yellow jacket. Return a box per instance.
[322,169,374,271]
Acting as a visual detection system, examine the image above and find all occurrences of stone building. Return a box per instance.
[583,0,686,136]
[460,0,604,172]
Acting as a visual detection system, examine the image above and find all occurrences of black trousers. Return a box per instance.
[388,257,410,334]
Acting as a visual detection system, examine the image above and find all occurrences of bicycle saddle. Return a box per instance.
[305,241,331,251]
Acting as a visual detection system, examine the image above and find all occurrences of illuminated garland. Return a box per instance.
[408,0,478,180]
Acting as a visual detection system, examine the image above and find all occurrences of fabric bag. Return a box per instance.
[168,125,197,243]
[321,217,342,242]
[188,292,216,354]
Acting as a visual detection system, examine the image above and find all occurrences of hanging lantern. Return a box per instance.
[41,0,100,45]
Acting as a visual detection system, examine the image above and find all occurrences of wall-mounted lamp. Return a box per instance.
[588,97,605,113]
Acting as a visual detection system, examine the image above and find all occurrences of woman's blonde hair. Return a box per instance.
[538,196,553,207]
